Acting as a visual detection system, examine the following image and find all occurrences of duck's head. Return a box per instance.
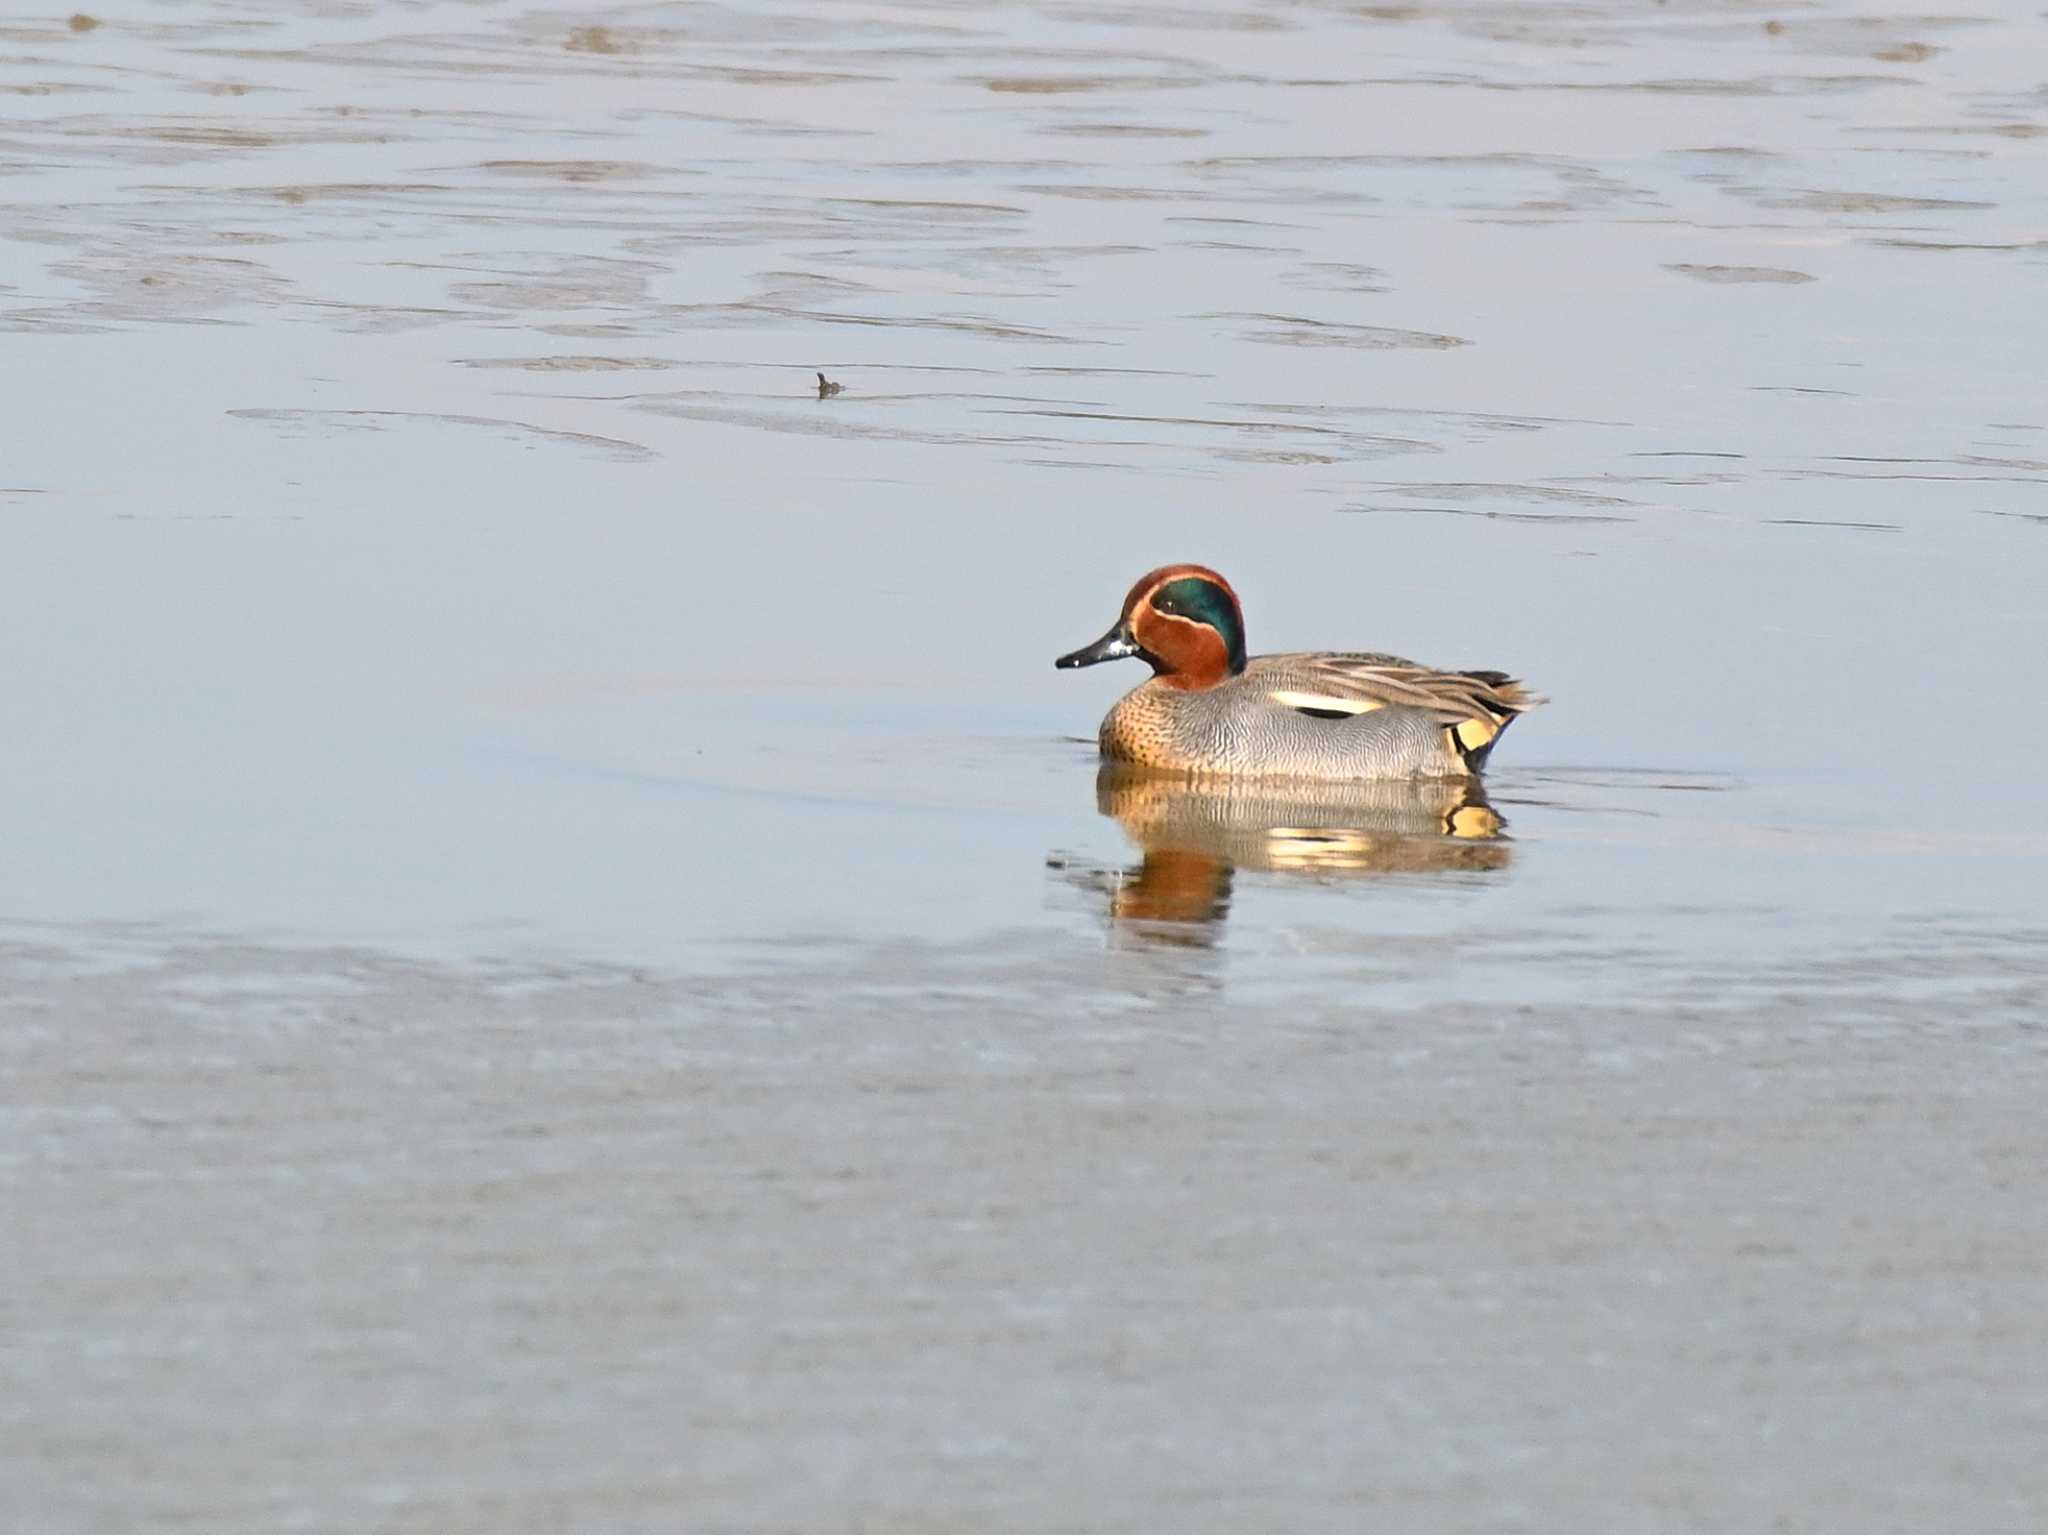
[1055,563,1247,691]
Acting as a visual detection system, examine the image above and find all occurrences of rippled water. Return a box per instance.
[6,3,2046,1529]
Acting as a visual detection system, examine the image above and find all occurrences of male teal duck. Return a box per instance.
[1055,563,1539,781]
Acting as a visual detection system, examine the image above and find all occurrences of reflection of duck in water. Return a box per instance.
[1079,767,1511,931]
[1057,564,1540,781]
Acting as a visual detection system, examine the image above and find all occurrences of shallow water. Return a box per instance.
[5,2,2046,1529]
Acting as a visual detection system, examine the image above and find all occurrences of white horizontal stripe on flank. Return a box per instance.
[1268,690,1383,715]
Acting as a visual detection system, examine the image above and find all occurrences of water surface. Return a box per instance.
[5,2,2046,1529]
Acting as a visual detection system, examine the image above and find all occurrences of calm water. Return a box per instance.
[5,2,2046,1529]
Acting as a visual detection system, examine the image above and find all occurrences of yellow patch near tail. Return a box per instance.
[1269,690,1384,715]
[1453,716,1500,754]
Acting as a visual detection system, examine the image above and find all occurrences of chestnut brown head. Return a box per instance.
[1055,564,1247,691]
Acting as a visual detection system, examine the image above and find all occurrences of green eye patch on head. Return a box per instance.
[1150,576,1246,673]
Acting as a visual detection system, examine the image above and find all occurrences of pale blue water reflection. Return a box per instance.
[6,3,2048,1529]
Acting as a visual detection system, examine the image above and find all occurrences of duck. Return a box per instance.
[1054,563,1540,781]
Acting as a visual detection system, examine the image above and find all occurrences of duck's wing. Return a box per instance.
[1250,652,1544,734]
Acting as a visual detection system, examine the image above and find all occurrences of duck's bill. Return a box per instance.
[1055,622,1138,669]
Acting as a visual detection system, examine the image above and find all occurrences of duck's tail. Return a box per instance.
[1448,670,1543,773]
